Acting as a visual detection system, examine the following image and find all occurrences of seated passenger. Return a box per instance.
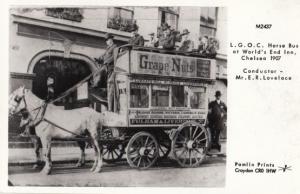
[207,37,218,58]
[178,29,194,52]
[198,36,218,58]
[155,25,177,50]
[145,32,157,47]
[198,36,209,54]
[128,25,144,46]
[154,22,170,48]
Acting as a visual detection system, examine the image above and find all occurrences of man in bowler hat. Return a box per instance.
[207,91,227,151]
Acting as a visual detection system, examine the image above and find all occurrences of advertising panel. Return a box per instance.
[131,51,216,79]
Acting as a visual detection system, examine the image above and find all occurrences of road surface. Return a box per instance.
[8,156,226,187]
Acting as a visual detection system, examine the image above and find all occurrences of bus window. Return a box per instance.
[188,86,206,109]
[151,85,169,107]
[130,83,149,108]
[171,85,188,107]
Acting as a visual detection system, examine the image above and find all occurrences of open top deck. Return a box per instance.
[100,46,217,128]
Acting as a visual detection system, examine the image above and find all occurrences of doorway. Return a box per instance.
[32,56,92,107]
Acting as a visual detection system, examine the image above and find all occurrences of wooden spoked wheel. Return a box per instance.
[171,121,209,167]
[126,131,159,169]
[102,143,125,163]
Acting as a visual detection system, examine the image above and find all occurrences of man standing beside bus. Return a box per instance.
[207,91,227,152]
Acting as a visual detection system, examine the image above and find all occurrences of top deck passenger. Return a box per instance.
[178,29,194,52]
[128,24,144,46]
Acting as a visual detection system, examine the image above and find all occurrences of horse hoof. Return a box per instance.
[93,166,102,173]
[32,164,39,169]
[93,169,101,173]
[40,167,51,175]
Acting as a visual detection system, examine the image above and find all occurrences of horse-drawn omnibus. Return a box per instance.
[98,46,217,169]
[9,45,217,174]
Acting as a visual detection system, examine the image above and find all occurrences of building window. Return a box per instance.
[130,83,149,108]
[200,7,218,37]
[151,85,169,107]
[45,8,83,22]
[107,7,136,32]
[159,7,179,30]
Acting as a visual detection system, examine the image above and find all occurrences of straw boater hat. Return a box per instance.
[182,29,190,35]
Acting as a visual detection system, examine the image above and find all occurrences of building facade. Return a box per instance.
[10,6,227,104]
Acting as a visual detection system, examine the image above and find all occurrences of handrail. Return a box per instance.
[116,45,217,59]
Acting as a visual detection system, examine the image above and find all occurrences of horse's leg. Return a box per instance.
[32,137,42,169]
[92,137,103,173]
[40,137,52,175]
[90,140,98,172]
[76,141,86,167]
[88,124,102,173]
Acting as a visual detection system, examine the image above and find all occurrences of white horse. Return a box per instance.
[9,86,104,175]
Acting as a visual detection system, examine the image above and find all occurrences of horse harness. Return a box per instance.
[12,67,106,138]
[14,90,87,138]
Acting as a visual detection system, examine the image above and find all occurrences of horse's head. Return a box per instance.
[9,86,28,116]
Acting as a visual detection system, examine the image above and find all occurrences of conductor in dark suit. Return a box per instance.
[207,91,227,151]
[92,33,118,112]
[93,33,117,88]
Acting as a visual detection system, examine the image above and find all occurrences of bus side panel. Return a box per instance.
[115,73,129,127]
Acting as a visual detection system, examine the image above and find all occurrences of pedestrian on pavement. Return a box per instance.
[128,25,144,46]
[207,91,227,152]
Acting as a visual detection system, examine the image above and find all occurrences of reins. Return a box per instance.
[11,69,102,137]
[43,118,86,138]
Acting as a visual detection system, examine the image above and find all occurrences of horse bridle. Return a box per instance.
[11,89,47,127]
[10,88,28,117]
